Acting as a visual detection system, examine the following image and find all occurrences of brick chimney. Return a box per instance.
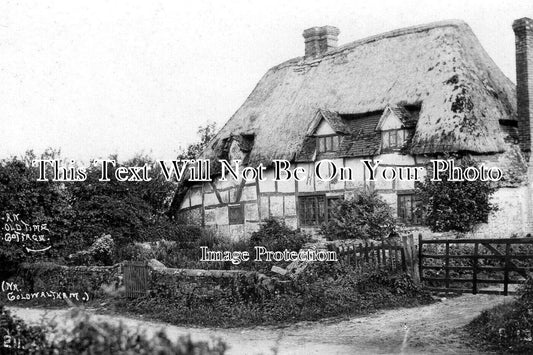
[303,26,340,58]
[513,17,533,155]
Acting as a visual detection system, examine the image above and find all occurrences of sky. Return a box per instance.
[0,0,531,162]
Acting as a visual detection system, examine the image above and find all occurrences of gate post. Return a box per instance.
[402,234,421,284]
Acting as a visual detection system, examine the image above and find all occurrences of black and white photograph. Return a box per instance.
[1,0,533,354]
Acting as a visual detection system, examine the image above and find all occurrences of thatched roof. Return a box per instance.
[202,20,516,166]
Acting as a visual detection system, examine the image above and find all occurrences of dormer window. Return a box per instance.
[317,135,340,153]
[382,129,406,150]
[376,104,419,153]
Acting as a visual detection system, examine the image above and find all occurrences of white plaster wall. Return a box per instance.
[277,178,295,193]
[189,188,202,206]
[179,192,190,209]
[315,120,335,135]
[329,158,345,190]
[284,195,297,216]
[204,192,219,206]
[258,169,276,192]
[374,167,394,190]
[241,185,257,201]
[379,111,403,130]
[244,203,259,221]
[344,158,365,189]
[297,163,315,192]
[473,186,528,238]
[270,196,284,217]
[374,154,416,165]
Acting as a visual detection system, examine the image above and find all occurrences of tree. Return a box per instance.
[0,149,72,276]
[416,156,498,233]
[176,122,218,160]
[168,122,218,217]
[67,155,176,248]
[320,189,396,240]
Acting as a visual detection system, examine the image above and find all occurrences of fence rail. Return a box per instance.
[419,235,533,295]
[331,240,406,271]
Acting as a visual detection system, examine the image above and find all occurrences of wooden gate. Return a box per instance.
[123,261,150,298]
[419,236,533,295]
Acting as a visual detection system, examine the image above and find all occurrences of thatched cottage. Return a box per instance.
[172,18,533,239]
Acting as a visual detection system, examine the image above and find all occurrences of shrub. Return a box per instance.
[0,304,48,352]
[249,218,311,252]
[47,308,227,354]
[0,303,227,354]
[117,265,431,328]
[320,189,395,240]
[417,156,498,233]
[467,277,533,353]
[69,234,116,266]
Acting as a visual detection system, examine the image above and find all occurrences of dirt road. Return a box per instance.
[9,294,509,355]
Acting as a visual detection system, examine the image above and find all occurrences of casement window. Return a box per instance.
[397,193,424,225]
[317,135,340,153]
[228,204,244,225]
[298,195,342,226]
[382,130,406,150]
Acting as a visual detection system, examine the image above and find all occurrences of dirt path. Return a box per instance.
[8,294,510,355]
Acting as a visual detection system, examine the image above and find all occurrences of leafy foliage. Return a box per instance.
[416,156,498,233]
[0,149,73,277]
[117,265,431,327]
[67,156,176,248]
[467,277,533,353]
[0,304,48,352]
[320,189,396,240]
[250,218,311,252]
[176,122,218,160]
[69,234,116,266]
[0,304,227,354]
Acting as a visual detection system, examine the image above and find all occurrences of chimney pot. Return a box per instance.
[303,26,340,58]
[513,17,533,154]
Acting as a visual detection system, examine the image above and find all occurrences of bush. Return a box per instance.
[116,264,432,327]
[0,304,48,352]
[467,277,533,353]
[250,218,311,252]
[0,304,227,354]
[69,234,116,266]
[320,189,395,240]
[417,156,498,233]
[117,226,221,269]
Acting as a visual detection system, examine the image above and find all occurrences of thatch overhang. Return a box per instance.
[201,20,516,168]
[306,109,350,135]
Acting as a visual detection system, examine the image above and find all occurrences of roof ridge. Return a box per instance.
[272,19,471,70]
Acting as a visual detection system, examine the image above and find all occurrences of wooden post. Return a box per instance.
[402,234,421,284]
[414,234,421,284]
[504,243,511,296]
[445,241,450,290]
[473,242,479,294]
[381,240,386,269]
[400,243,406,271]
[388,242,393,270]
[375,243,379,266]
[394,243,399,271]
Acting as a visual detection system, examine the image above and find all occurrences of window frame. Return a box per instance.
[381,129,405,151]
[397,191,424,226]
[228,204,244,225]
[316,134,340,153]
[298,194,343,227]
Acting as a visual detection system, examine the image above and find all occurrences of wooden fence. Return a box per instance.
[419,236,533,295]
[123,261,150,298]
[331,240,407,271]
